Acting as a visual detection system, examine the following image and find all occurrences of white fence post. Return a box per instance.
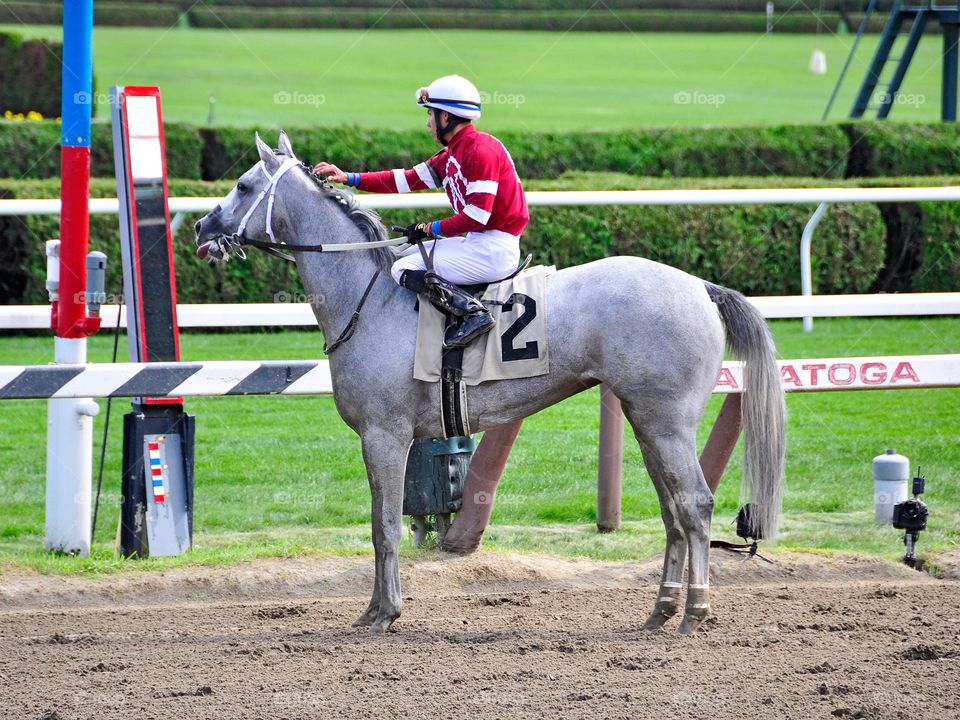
[801,201,830,332]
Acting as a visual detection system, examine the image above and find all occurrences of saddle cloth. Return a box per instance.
[414,265,553,385]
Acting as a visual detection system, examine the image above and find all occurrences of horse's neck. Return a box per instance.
[290,204,397,345]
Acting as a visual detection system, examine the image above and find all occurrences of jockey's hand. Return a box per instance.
[312,162,348,184]
[402,222,432,242]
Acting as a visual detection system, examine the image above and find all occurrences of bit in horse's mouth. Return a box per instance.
[196,234,244,263]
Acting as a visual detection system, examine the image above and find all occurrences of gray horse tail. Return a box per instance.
[705,282,786,541]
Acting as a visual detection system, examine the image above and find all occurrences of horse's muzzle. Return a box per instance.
[196,239,220,260]
[195,212,228,261]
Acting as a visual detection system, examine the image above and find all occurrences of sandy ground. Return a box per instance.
[1,550,959,720]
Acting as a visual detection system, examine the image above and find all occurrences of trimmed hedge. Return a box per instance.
[2,121,850,181]
[187,7,835,32]
[0,122,202,180]
[0,175,898,307]
[0,3,183,26]
[21,0,889,18]
[842,125,960,289]
[111,0,861,9]
[0,32,62,118]
[497,125,848,180]
[0,177,302,308]
[202,124,848,181]
[27,0,882,9]
[8,119,960,184]
[843,122,960,178]
[912,201,960,293]
[0,123,62,179]
[198,126,436,183]
[1,0,894,31]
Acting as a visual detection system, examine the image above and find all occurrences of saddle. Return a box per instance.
[433,255,533,437]
[418,254,533,315]
[413,261,552,438]
[455,254,534,297]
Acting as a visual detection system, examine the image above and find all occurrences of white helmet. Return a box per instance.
[415,75,481,120]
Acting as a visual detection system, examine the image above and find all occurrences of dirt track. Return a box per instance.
[2,551,959,720]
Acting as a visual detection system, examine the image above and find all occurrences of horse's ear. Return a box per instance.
[277,130,296,159]
[255,132,278,167]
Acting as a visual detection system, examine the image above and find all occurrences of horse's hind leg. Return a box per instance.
[630,415,714,635]
[640,467,687,631]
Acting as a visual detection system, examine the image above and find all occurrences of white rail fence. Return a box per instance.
[3,293,960,330]
[2,354,958,400]
[3,186,960,216]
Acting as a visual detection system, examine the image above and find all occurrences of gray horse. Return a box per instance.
[195,133,786,635]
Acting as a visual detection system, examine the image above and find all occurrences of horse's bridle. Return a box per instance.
[197,158,409,263]
[198,157,412,355]
[236,156,301,248]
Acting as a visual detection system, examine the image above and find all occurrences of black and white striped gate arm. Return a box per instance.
[1,354,957,400]
[0,361,333,400]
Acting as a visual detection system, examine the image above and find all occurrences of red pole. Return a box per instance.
[57,147,98,337]
[441,420,523,555]
[596,384,624,532]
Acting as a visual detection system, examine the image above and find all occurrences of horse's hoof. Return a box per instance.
[439,536,480,555]
[677,615,704,635]
[352,611,377,627]
[369,617,397,634]
[641,611,672,632]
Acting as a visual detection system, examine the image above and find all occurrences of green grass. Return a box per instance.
[0,25,950,129]
[0,317,957,573]
[2,22,956,574]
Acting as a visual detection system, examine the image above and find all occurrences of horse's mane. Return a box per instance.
[298,162,394,273]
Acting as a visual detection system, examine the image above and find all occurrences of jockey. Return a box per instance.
[313,75,529,349]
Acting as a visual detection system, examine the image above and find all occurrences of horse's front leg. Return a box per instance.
[355,428,410,633]
[352,570,381,627]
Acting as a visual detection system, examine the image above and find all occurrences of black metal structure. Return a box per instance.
[119,406,195,557]
[849,2,960,121]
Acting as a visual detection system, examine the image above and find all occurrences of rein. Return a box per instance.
[322,268,381,355]
[235,233,410,257]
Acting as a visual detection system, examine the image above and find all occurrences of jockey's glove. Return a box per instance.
[402,222,432,243]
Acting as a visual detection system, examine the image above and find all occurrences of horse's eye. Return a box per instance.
[237,182,248,194]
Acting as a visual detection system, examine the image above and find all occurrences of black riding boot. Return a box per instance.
[399,270,496,349]
[410,270,494,350]
[445,304,495,349]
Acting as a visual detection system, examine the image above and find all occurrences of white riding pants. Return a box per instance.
[390,229,521,284]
